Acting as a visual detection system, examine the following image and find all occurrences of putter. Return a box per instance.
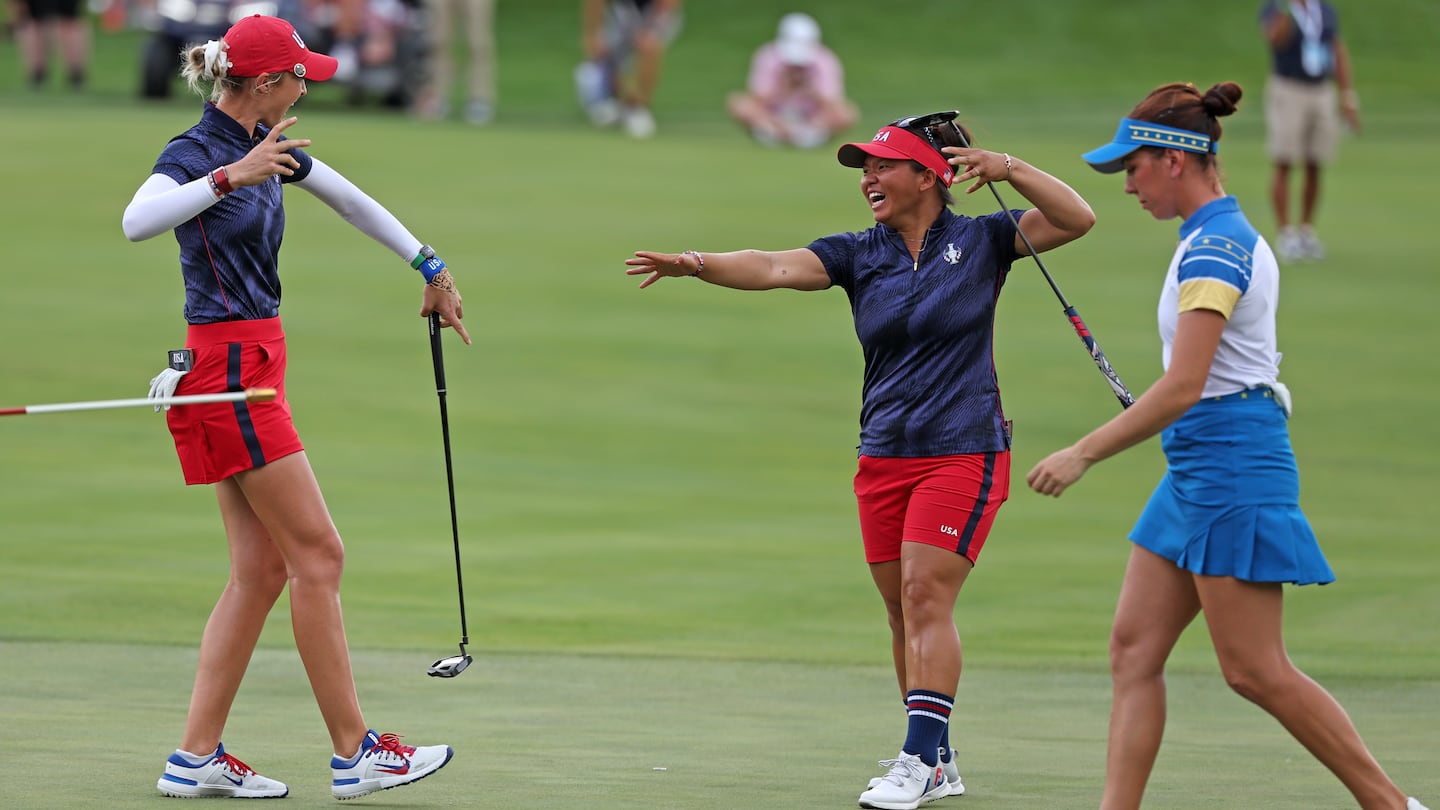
[425,312,473,678]
[896,111,1137,409]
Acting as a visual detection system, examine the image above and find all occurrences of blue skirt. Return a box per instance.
[1130,388,1335,585]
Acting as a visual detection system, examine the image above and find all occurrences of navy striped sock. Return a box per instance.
[902,689,953,767]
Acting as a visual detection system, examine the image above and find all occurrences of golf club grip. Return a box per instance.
[428,312,446,393]
[1065,306,1136,408]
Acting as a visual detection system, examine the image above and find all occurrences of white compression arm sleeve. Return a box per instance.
[296,158,423,262]
[122,174,221,242]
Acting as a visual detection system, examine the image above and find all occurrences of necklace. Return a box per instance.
[908,231,927,272]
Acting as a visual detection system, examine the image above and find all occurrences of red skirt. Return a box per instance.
[166,317,304,485]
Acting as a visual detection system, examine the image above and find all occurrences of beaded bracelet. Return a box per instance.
[682,250,704,277]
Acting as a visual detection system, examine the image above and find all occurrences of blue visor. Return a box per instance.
[1081,118,1215,174]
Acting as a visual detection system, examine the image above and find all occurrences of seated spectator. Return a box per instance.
[726,12,858,148]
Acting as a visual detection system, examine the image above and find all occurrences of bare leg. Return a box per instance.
[1101,546,1201,810]
[230,452,368,755]
[56,16,87,84]
[628,29,664,108]
[1270,162,1292,229]
[177,476,290,755]
[868,559,907,697]
[16,18,46,85]
[1300,162,1322,227]
[897,542,971,696]
[1195,576,1408,809]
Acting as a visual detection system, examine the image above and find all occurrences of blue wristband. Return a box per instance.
[418,255,446,283]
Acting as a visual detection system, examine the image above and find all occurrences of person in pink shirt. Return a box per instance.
[726,12,858,148]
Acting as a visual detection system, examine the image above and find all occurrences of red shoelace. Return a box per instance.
[370,733,416,758]
[217,752,256,777]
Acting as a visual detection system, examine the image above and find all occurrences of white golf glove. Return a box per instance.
[148,367,189,412]
[1271,381,1293,419]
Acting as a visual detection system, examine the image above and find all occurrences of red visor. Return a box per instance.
[837,126,955,187]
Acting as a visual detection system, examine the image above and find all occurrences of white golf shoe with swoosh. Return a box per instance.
[157,743,288,798]
[331,729,453,800]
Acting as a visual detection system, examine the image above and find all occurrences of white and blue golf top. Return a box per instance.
[1158,195,1281,399]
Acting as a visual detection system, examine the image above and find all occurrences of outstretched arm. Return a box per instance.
[297,157,470,344]
[625,247,831,291]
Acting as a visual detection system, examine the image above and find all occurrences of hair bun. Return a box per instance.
[1202,82,1243,117]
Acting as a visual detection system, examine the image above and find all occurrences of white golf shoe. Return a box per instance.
[331,730,453,800]
[939,747,964,796]
[868,747,963,797]
[858,751,947,809]
[157,743,288,798]
[1408,799,1430,810]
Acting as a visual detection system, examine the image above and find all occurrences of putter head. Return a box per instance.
[427,654,472,678]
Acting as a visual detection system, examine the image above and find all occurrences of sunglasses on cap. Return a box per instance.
[890,110,970,150]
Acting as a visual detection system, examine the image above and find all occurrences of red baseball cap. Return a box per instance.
[224,14,338,81]
[837,126,955,187]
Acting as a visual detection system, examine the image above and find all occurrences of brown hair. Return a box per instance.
[1127,82,1243,170]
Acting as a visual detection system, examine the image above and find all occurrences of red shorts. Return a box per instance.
[166,317,304,485]
[854,452,1011,564]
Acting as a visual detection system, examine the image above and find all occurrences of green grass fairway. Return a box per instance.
[2,641,1435,809]
[2,1,1437,806]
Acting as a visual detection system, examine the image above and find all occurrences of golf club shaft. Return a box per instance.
[958,133,1136,409]
[429,313,470,649]
[0,387,277,416]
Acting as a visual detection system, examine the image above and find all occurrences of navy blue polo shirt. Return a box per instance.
[1260,0,1341,83]
[808,207,1022,458]
[151,103,314,324]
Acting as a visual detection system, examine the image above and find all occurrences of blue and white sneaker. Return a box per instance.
[858,751,947,810]
[331,730,453,800]
[157,743,288,798]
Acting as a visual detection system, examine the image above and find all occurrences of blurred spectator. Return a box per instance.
[726,12,857,149]
[280,0,427,108]
[131,0,424,106]
[413,0,496,124]
[135,0,232,98]
[14,0,91,88]
[574,0,682,138]
[1259,0,1360,263]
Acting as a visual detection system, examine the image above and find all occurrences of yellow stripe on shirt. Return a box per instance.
[1178,278,1241,319]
